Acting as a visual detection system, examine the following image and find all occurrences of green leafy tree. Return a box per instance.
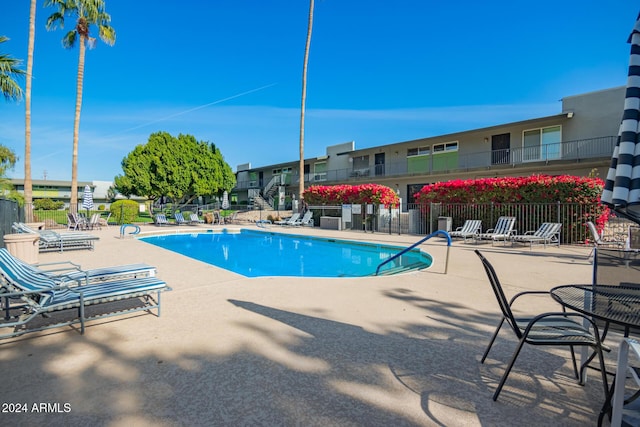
[114,132,236,206]
[45,0,116,213]
[106,184,118,202]
[0,36,25,101]
[0,144,23,205]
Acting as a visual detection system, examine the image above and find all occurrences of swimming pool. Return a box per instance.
[138,229,432,278]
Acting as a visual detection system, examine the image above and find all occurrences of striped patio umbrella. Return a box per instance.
[82,185,94,212]
[221,191,230,210]
[601,12,640,225]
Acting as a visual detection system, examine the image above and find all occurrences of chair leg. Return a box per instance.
[493,337,527,401]
[595,344,609,402]
[481,318,505,363]
[569,345,579,380]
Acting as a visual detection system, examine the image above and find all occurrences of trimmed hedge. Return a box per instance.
[109,200,139,224]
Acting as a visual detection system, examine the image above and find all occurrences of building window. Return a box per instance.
[433,141,458,153]
[313,161,327,181]
[249,172,258,187]
[351,155,370,177]
[523,126,561,161]
[407,146,430,157]
[272,167,292,175]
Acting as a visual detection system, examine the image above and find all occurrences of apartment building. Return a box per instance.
[233,86,624,209]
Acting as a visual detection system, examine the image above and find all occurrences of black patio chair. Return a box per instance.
[474,250,609,401]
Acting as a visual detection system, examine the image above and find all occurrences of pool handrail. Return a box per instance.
[375,230,451,276]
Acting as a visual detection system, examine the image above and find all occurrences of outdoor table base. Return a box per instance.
[551,284,640,424]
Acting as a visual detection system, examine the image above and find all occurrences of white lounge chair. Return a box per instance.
[87,213,101,230]
[292,211,314,227]
[189,213,204,224]
[275,213,300,226]
[449,219,482,242]
[475,216,516,246]
[13,222,99,253]
[511,222,562,248]
[154,213,170,226]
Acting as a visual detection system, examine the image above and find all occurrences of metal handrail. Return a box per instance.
[375,230,452,276]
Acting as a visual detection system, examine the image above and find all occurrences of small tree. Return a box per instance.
[114,132,236,207]
[109,199,138,224]
[0,144,22,205]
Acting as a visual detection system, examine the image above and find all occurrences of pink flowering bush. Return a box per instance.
[414,174,610,235]
[304,184,400,207]
[414,175,604,204]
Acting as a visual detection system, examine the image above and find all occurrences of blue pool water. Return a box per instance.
[138,229,432,278]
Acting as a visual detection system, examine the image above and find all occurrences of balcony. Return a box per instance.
[233,136,617,190]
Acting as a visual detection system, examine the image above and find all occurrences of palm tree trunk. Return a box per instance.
[299,0,314,200]
[24,0,36,223]
[69,35,86,214]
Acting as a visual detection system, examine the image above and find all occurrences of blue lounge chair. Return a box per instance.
[0,251,171,338]
[154,213,170,226]
[174,212,190,226]
[0,248,156,286]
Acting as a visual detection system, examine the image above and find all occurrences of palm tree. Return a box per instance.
[298,0,314,201]
[45,0,116,213]
[24,0,37,223]
[0,36,25,101]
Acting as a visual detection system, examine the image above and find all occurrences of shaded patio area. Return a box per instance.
[0,225,616,426]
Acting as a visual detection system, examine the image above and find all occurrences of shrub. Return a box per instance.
[98,204,105,211]
[303,184,399,207]
[413,174,610,235]
[413,175,605,205]
[109,199,139,224]
[33,198,64,210]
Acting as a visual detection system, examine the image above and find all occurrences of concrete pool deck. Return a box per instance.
[0,223,616,426]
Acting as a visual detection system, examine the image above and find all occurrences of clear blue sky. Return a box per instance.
[0,1,637,181]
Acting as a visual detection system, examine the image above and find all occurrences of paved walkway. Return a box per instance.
[0,223,616,426]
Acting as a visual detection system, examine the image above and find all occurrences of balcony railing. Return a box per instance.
[234,136,617,189]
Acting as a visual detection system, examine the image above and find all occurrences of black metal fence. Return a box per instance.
[9,199,633,246]
[309,202,628,245]
[0,199,23,248]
